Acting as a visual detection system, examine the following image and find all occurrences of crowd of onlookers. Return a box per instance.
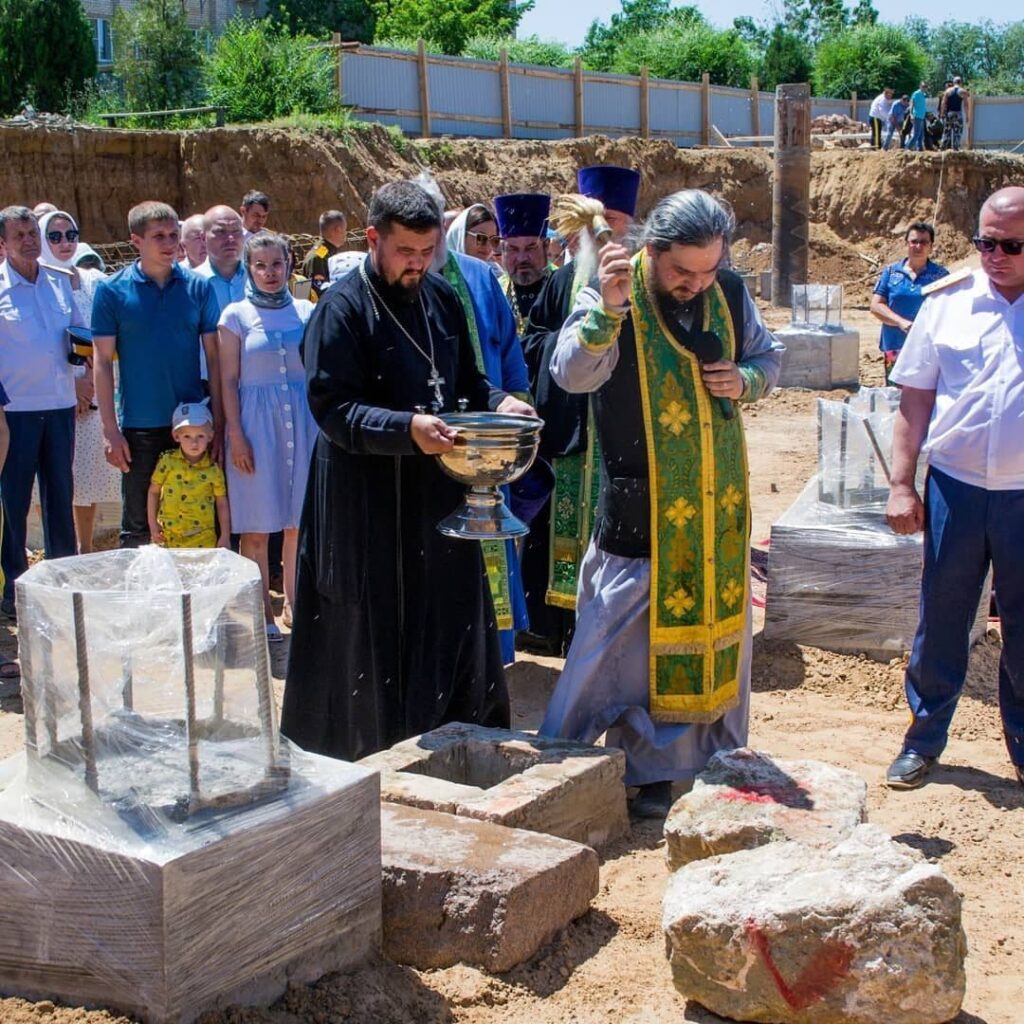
[868,78,970,152]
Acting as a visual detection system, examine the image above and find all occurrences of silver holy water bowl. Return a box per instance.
[435,412,544,539]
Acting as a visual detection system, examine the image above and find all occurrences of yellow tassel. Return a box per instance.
[550,193,613,245]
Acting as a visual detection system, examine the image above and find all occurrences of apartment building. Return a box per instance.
[81,0,266,66]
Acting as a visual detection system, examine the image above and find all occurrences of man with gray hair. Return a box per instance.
[539,189,783,818]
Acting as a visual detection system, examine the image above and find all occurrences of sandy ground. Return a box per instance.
[0,309,1018,1024]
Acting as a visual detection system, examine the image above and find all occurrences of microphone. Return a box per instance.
[688,330,735,420]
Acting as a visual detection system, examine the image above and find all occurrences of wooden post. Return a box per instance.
[639,65,650,139]
[701,71,711,146]
[574,57,584,138]
[499,47,512,139]
[750,74,760,143]
[771,84,812,309]
[417,38,432,138]
[333,32,343,111]
[967,94,976,149]
[851,91,858,121]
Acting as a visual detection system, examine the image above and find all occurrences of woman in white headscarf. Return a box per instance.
[39,210,121,552]
[446,203,502,273]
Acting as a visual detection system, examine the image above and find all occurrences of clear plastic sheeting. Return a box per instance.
[15,547,285,824]
[791,283,844,328]
[765,390,989,655]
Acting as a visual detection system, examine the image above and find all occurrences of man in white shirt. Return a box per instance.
[868,87,894,149]
[0,206,85,617]
[885,186,1024,789]
[178,214,207,270]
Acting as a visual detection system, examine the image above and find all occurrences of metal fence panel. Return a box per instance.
[583,78,640,134]
[710,89,753,137]
[428,62,501,123]
[510,67,575,134]
[343,50,419,120]
[812,99,849,119]
[973,98,1024,148]
[648,83,701,146]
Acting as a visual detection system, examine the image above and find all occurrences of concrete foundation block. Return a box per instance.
[360,722,628,849]
[775,326,860,389]
[664,824,966,1023]
[664,747,867,870]
[381,802,599,972]
[0,754,382,1024]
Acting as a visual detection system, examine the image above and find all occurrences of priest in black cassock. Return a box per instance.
[518,165,641,655]
[281,181,535,762]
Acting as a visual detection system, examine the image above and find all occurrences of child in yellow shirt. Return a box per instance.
[147,401,230,548]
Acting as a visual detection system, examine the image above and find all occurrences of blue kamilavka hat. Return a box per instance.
[577,165,641,217]
[494,193,551,239]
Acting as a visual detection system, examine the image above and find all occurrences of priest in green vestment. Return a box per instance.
[539,190,783,818]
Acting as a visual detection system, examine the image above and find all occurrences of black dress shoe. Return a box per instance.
[0,598,15,622]
[631,780,674,819]
[885,751,936,790]
[1014,765,1024,788]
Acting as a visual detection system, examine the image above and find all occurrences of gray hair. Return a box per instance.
[0,205,36,240]
[243,230,290,266]
[641,190,734,252]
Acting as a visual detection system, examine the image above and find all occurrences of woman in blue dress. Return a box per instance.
[870,223,948,384]
[218,232,316,640]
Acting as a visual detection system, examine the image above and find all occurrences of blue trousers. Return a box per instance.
[909,117,925,151]
[0,407,76,601]
[903,468,1024,765]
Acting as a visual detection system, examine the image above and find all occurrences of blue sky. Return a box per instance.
[518,0,1022,46]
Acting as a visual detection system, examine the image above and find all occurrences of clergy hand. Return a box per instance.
[411,414,458,454]
[598,241,632,309]
[496,395,536,418]
[701,360,744,400]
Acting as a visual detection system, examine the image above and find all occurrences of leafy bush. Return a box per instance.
[813,24,928,97]
[760,24,814,91]
[463,34,576,68]
[371,0,531,56]
[269,0,376,43]
[113,0,205,113]
[206,17,336,123]
[611,22,756,88]
[0,0,96,116]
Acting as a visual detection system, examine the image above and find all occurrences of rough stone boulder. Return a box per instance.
[663,824,966,1024]
[381,802,599,973]
[664,747,867,870]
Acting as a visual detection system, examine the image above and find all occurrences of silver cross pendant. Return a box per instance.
[428,368,446,412]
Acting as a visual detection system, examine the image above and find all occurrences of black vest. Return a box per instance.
[591,268,747,559]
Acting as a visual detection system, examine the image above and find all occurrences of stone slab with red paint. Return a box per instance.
[664,747,867,870]
[662,824,966,1024]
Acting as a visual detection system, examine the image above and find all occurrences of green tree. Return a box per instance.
[611,21,754,88]
[269,0,376,43]
[206,17,336,122]
[813,23,928,97]
[371,0,532,55]
[114,0,205,112]
[760,24,814,91]
[463,34,575,68]
[848,0,878,28]
[0,0,95,115]
[781,0,848,44]
[581,0,703,71]
[924,21,1002,90]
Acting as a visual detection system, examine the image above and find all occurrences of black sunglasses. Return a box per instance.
[468,230,500,248]
[973,236,1024,256]
[47,229,80,243]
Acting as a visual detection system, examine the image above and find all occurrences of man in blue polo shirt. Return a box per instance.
[909,82,928,152]
[92,201,222,548]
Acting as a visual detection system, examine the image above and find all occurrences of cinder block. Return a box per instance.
[360,722,628,849]
[0,755,382,1024]
[381,802,598,972]
[775,326,860,389]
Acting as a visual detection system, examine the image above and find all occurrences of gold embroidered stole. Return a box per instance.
[631,253,749,723]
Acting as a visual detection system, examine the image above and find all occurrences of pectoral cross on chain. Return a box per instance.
[428,368,446,412]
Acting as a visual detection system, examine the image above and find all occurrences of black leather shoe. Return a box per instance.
[885,752,936,790]
[1014,765,1024,788]
[631,781,674,819]
[0,598,15,622]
